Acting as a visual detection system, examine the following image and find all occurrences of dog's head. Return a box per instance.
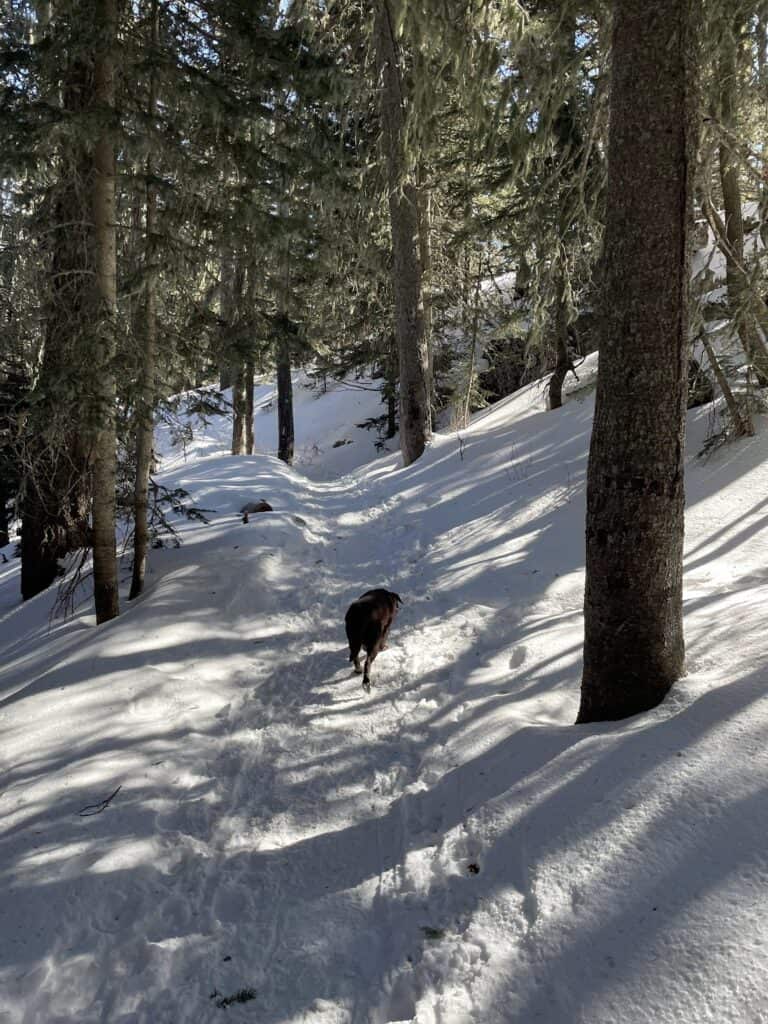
[390,592,403,608]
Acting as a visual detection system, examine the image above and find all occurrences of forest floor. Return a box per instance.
[2,358,768,1023]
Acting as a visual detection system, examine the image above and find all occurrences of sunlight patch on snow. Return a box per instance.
[89,839,166,875]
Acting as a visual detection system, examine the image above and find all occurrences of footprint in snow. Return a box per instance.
[509,645,527,669]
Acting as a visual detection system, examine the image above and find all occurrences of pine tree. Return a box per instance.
[373,0,432,466]
[578,0,699,723]
[19,4,95,601]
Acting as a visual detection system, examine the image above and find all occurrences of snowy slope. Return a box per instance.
[156,370,397,483]
[2,360,768,1023]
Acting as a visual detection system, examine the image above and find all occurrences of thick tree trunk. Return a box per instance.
[130,0,159,602]
[21,497,60,598]
[276,335,294,464]
[90,0,119,624]
[374,0,431,466]
[275,209,295,465]
[21,33,92,600]
[577,0,698,723]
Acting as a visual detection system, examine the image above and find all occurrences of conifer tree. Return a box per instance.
[373,0,432,466]
[578,0,699,723]
[19,3,98,602]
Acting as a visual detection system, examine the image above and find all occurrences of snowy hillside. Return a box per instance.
[157,370,398,483]
[2,360,768,1023]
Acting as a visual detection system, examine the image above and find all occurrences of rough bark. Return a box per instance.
[276,334,294,464]
[578,0,698,723]
[21,27,92,600]
[275,201,295,465]
[374,0,432,466]
[21,176,92,599]
[90,0,119,624]
[130,0,159,602]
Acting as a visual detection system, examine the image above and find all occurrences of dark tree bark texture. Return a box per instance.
[90,0,120,624]
[374,0,432,467]
[577,0,697,723]
[231,361,247,455]
[130,0,159,602]
[21,37,93,601]
[276,335,294,465]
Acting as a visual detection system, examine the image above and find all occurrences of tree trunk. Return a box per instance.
[0,493,8,549]
[385,333,398,439]
[231,361,247,454]
[21,18,94,600]
[228,252,248,454]
[458,270,482,428]
[515,251,531,300]
[219,246,235,391]
[90,0,119,624]
[130,0,159,602]
[577,0,698,723]
[417,167,435,410]
[276,335,294,464]
[245,358,255,454]
[548,276,572,410]
[374,0,431,466]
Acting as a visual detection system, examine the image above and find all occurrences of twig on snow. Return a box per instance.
[78,785,122,817]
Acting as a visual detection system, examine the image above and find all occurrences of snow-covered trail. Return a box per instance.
[3,362,768,1023]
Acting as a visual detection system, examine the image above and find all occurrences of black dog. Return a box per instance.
[345,589,402,692]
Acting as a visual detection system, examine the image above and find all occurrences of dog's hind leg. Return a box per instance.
[349,640,363,674]
[362,636,385,692]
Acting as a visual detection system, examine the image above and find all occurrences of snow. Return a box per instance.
[155,370,397,483]
[2,357,768,1023]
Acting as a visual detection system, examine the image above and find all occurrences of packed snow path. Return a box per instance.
[2,365,768,1023]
